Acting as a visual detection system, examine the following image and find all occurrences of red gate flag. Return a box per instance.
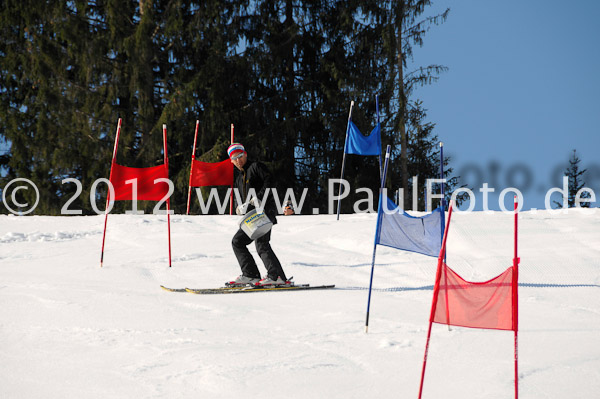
[418,198,520,399]
[101,120,172,268]
[110,163,169,201]
[189,158,233,187]
[432,264,515,331]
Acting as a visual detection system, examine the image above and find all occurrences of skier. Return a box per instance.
[227,143,289,287]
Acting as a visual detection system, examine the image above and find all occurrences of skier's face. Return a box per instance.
[231,152,247,170]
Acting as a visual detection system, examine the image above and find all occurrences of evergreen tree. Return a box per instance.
[234,0,385,212]
[404,100,463,210]
[0,1,106,214]
[1,1,243,214]
[360,0,449,209]
[555,149,591,208]
[1,0,459,215]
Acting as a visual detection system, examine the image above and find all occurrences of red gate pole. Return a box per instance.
[418,316,435,399]
[230,123,234,215]
[513,196,520,399]
[100,118,122,267]
[418,201,454,399]
[187,120,200,215]
[163,124,172,267]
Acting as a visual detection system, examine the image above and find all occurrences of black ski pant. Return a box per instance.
[232,229,287,281]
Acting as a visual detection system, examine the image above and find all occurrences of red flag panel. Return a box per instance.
[110,163,169,201]
[432,264,515,331]
[190,159,233,187]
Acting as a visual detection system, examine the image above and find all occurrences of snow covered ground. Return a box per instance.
[1,209,599,398]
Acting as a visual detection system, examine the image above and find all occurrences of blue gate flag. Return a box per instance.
[344,121,381,156]
[375,195,443,257]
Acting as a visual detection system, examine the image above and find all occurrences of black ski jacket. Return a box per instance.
[234,160,278,224]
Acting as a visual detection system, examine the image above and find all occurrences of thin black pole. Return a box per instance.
[336,101,354,220]
[440,142,446,247]
[440,142,451,330]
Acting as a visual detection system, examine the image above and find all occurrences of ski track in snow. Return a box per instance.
[0,229,101,243]
[1,211,599,398]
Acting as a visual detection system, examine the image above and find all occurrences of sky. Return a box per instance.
[411,0,600,210]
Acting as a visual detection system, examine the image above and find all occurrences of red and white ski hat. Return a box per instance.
[227,143,246,159]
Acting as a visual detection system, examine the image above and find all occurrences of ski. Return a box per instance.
[187,283,306,294]
[161,284,257,293]
[187,284,335,294]
[160,285,187,292]
[160,284,335,294]
[160,285,245,293]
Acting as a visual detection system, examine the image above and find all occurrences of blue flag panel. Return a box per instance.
[344,121,381,156]
[375,196,443,257]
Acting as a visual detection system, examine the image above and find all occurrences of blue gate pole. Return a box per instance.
[376,95,382,182]
[365,144,391,333]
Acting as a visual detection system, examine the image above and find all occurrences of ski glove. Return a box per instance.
[236,202,249,215]
[235,198,262,215]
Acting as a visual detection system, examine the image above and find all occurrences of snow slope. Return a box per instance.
[1,210,599,398]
